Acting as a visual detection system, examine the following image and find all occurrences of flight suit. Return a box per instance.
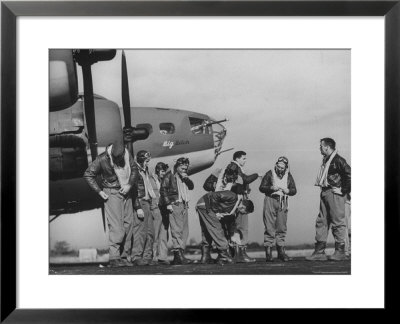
[83,146,140,262]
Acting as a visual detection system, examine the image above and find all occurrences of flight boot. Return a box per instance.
[265,246,274,262]
[231,244,242,262]
[157,259,170,265]
[108,259,125,268]
[305,241,328,261]
[179,249,193,264]
[236,245,256,263]
[120,258,134,267]
[328,243,348,261]
[145,258,158,266]
[171,250,183,265]
[215,249,234,265]
[277,246,292,262]
[132,257,149,266]
[200,245,214,264]
[171,249,191,265]
[229,245,236,259]
[152,246,159,262]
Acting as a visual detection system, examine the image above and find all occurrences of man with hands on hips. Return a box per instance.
[306,137,351,261]
[84,139,142,267]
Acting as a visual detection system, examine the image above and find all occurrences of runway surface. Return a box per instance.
[49,257,350,275]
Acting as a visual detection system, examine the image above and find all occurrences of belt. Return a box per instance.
[267,195,281,202]
[321,187,332,192]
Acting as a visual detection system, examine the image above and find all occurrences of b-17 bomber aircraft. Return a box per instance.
[49,49,229,221]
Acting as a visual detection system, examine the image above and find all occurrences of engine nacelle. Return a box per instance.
[49,50,78,111]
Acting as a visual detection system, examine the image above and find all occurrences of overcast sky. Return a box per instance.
[50,49,350,249]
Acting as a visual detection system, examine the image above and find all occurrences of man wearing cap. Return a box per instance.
[159,157,194,265]
[306,138,351,261]
[149,162,170,265]
[259,156,297,262]
[131,150,158,266]
[196,183,254,265]
[84,139,142,267]
[217,151,259,263]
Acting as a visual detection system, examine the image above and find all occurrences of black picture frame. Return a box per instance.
[1,0,398,321]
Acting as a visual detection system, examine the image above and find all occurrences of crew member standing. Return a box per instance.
[132,150,156,266]
[83,139,142,267]
[159,157,194,265]
[306,138,351,261]
[259,156,297,262]
[149,162,170,265]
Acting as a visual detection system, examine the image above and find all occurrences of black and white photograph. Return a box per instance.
[49,49,351,275]
[2,0,396,318]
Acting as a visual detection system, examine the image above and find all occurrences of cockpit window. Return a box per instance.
[136,123,153,135]
[159,123,175,135]
[189,117,212,135]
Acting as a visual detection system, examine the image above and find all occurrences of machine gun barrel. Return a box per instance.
[190,118,228,132]
[206,118,228,126]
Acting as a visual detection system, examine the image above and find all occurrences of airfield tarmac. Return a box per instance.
[50,257,350,275]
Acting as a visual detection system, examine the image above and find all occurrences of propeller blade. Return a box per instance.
[73,49,117,161]
[101,206,107,233]
[121,50,132,128]
[80,58,98,161]
[121,50,134,157]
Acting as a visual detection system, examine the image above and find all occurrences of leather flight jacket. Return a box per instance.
[136,164,154,199]
[225,162,258,192]
[198,190,239,214]
[259,170,297,199]
[202,162,258,193]
[84,147,138,193]
[83,146,141,210]
[159,170,194,207]
[323,154,351,195]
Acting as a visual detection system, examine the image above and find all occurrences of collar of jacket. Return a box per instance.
[136,162,148,173]
[152,173,160,182]
[323,151,336,164]
[231,160,243,172]
[104,144,112,161]
[174,170,183,179]
[273,166,287,179]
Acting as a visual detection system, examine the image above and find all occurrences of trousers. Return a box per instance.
[131,199,150,259]
[235,211,249,245]
[169,202,189,250]
[156,207,170,261]
[103,188,134,260]
[315,189,347,244]
[142,199,155,260]
[262,196,288,247]
[197,205,229,250]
